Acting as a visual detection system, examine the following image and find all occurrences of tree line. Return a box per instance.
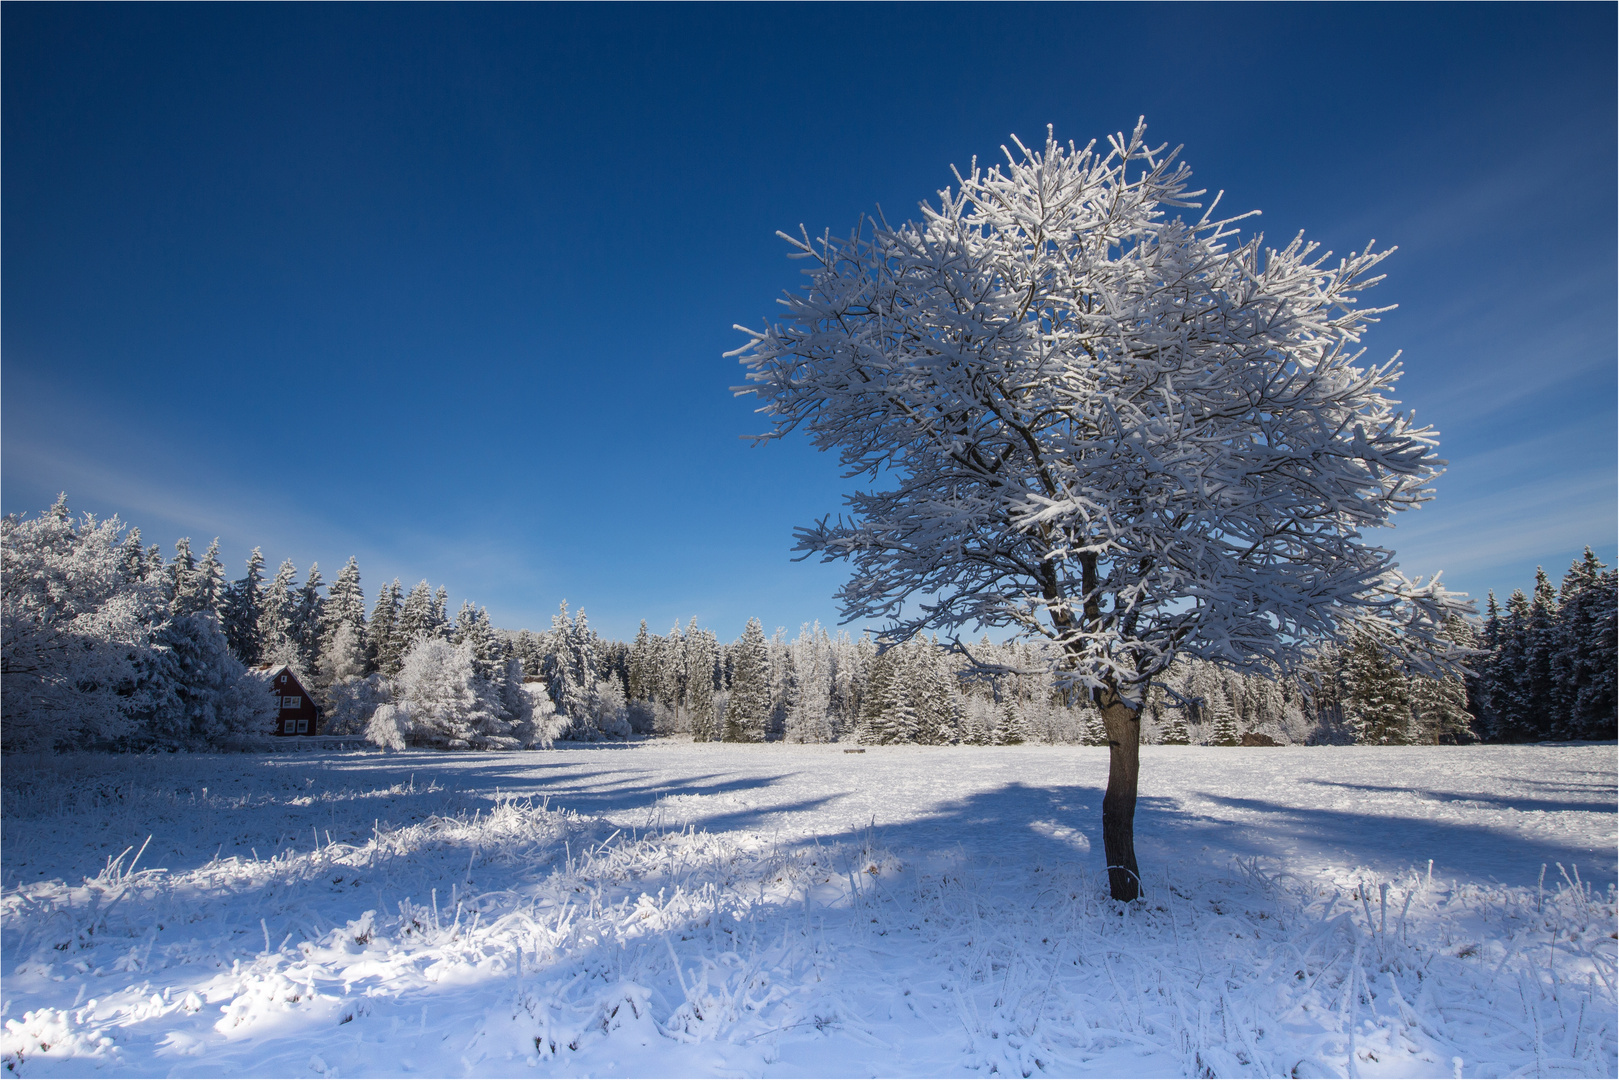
[2,496,1612,752]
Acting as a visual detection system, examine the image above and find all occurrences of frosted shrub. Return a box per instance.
[325,673,389,736]
[365,703,411,750]
[1,498,160,750]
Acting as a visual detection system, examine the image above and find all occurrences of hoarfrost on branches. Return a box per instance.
[734,119,1470,700]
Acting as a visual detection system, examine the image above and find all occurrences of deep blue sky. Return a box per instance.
[5,3,1615,641]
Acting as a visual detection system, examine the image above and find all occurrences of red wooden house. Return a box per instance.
[253,665,324,736]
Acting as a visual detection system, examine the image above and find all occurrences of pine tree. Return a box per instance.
[120,527,151,584]
[432,586,450,636]
[990,700,1024,745]
[1552,550,1618,740]
[1489,590,1536,741]
[195,539,226,619]
[784,623,835,743]
[396,581,437,654]
[369,579,404,676]
[258,560,300,669]
[168,538,202,615]
[1524,567,1559,739]
[514,628,545,677]
[1207,694,1240,746]
[686,624,719,741]
[724,617,771,742]
[322,557,366,656]
[544,602,603,738]
[1410,615,1477,744]
[1160,706,1191,745]
[912,637,961,744]
[221,548,266,665]
[292,563,326,677]
[657,621,686,724]
[628,620,653,701]
[1340,632,1411,744]
[857,648,899,744]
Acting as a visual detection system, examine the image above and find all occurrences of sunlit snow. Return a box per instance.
[3,742,1614,1078]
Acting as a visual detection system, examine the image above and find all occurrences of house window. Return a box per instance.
[297,717,309,734]
[282,696,301,709]
[283,718,296,734]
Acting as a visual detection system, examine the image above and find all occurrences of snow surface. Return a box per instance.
[2,742,1614,1078]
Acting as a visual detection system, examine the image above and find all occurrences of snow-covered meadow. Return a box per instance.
[2,742,1614,1078]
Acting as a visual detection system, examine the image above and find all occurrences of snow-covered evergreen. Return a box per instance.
[723,617,771,742]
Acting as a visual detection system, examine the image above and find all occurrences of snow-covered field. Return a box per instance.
[2,742,1614,1078]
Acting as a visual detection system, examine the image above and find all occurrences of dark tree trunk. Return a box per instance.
[1098,693,1142,902]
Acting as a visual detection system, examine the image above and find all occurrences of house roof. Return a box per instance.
[247,664,310,689]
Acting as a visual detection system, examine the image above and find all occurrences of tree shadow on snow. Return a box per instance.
[1297,778,1617,815]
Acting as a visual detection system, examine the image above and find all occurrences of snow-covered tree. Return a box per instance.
[1552,550,1617,740]
[322,557,366,661]
[166,537,198,612]
[194,539,227,619]
[138,612,275,747]
[1486,590,1535,741]
[221,547,265,665]
[735,121,1467,898]
[627,620,653,701]
[724,618,771,741]
[320,621,370,687]
[391,639,491,749]
[258,559,300,668]
[396,581,442,654]
[784,623,835,743]
[1340,631,1411,744]
[291,563,326,676]
[168,538,202,615]
[685,621,720,741]
[1206,694,1240,746]
[1,497,160,750]
[369,579,404,675]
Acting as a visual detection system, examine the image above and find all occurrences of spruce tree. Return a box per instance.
[913,638,961,744]
[169,538,201,614]
[1160,707,1191,745]
[628,620,652,701]
[258,560,300,669]
[1340,631,1411,744]
[687,625,719,741]
[1410,615,1477,744]
[292,563,326,677]
[724,617,772,742]
[322,557,367,656]
[1553,550,1618,740]
[432,586,450,637]
[1490,590,1535,740]
[369,579,405,676]
[1207,694,1240,746]
[990,700,1024,745]
[658,621,686,723]
[120,527,151,584]
[857,648,899,744]
[195,539,227,619]
[396,581,437,654]
[1524,567,1559,739]
[222,548,266,666]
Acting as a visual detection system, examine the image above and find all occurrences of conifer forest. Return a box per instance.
[4,494,1612,755]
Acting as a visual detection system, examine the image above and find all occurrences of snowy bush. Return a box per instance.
[364,702,411,750]
[1,498,160,751]
[324,672,389,736]
[390,638,534,749]
[136,612,275,747]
